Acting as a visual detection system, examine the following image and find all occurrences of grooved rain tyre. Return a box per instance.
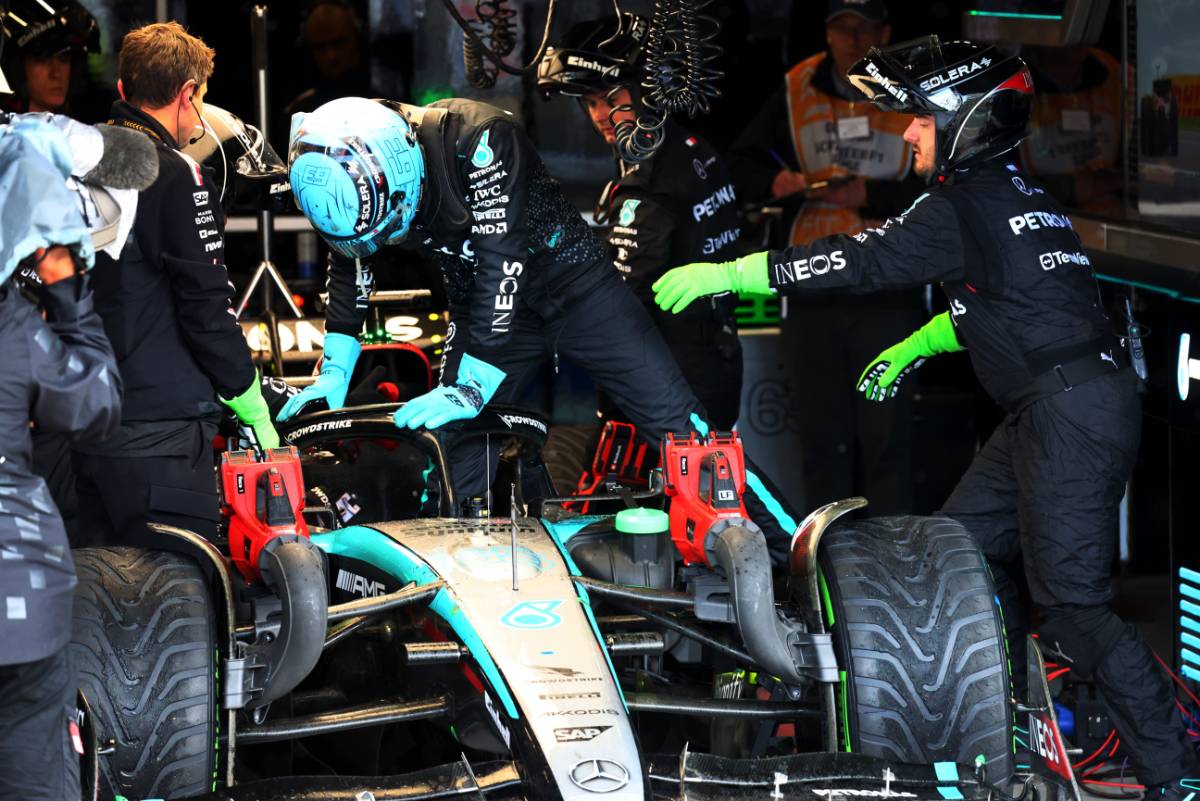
[70,547,217,799]
[818,516,1013,782]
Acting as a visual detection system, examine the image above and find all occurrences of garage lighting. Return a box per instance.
[966,10,1063,19]
[1180,568,1200,683]
[1179,334,1200,401]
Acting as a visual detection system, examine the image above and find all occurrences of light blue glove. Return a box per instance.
[278,332,362,420]
[393,353,506,430]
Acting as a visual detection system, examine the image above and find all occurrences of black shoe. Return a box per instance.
[1144,779,1200,801]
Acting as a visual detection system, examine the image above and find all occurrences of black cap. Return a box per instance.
[826,0,888,24]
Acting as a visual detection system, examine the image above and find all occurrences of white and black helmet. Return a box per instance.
[847,36,1034,178]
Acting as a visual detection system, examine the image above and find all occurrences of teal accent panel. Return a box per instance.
[934,763,959,782]
[690,411,798,535]
[937,788,965,800]
[539,520,627,708]
[575,581,627,709]
[542,515,611,548]
[745,468,798,533]
[542,518,586,577]
[312,527,520,718]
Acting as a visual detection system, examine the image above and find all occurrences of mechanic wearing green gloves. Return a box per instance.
[655,36,1200,794]
[855,312,959,402]
[72,23,279,546]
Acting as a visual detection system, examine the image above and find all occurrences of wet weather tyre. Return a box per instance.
[541,423,594,495]
[70,547,217,799]
[818,516,1013,783]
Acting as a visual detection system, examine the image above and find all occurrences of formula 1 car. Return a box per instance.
[68,403,1075,801]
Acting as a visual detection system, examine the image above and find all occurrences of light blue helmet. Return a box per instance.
[288,97,424,259]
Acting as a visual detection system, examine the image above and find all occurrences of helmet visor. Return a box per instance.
[847,36,962,116]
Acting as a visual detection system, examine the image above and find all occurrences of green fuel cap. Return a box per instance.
[615,507,669,535]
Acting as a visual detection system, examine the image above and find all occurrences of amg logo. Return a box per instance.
[553,725,611,743]
[566,54,619,78]
[335,569,386,598]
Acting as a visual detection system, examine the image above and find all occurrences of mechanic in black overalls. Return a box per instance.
[281,95,798,549]
[651,37,1200,794]
[537,13,743,430]
[0,122,122,800]
[73,22,278,546]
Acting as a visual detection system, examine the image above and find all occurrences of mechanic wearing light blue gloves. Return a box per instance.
[282,96,800,551]
[278,331,361,420]
[391,354,506,430]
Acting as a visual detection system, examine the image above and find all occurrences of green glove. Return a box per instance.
[221,370,281,450]
[653,251,771,315]
[857,312,964,402]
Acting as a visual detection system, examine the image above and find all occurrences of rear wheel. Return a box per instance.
[541,423,594,495]
[70,547,218,799]
[818,516,1013,781]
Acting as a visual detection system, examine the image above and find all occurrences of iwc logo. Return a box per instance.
[569,759,630,793]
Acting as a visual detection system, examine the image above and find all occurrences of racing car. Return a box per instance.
[67,399,1075,801]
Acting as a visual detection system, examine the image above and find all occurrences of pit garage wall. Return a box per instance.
[1138,291,1200,681]
[1081,226,1200,684]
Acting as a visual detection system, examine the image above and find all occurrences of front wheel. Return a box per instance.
[70,547,218,800]
[818,515,1013,782]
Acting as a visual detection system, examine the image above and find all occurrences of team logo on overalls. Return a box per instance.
[618,198,640,227]
[471,130,495,169]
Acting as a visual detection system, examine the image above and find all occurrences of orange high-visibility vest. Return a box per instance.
[1019,49,1122,216]
[783,51,913,245]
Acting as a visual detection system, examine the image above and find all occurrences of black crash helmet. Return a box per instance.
[847,36,1034,177]
[536,12,651,98]
[2,0,100,56]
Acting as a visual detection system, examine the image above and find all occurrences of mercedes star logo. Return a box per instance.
[569,758,630,793]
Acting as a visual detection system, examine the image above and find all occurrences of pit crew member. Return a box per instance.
[73,22,278,547]
[281,95,797,547]
[651,36,1199,793]
[537,12,743,429]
